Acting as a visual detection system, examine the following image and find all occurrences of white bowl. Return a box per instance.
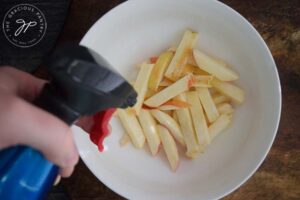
[73,0,281,199]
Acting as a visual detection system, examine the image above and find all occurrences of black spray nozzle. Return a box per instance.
[36,45,137,124]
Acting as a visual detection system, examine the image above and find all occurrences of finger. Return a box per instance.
[0,95,79,169]
[59,166,75,178]
[0,66,47,101]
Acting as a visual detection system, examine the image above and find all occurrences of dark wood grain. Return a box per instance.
[55,0,300,199]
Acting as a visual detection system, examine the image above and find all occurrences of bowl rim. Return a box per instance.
[79,0,282,199]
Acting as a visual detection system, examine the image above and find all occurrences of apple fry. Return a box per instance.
[193,49,238,81]
[158,105,181,110]
[119,134,130,146]
[159,78,174,87]
[138,109,161,155]
[197,87,220,123]
[175,93,200,158]
[211,78,245,104]
[162,110,173,116]
[187,51,197,66]
[150,109,185,146]
[157,125,179,171]
[144,74,191,107]
[212,93,230,104]
[172,111,179,123]
[145,89,156,99]
[148,51,174,91]
[158,99,190,110]
[133,63,154,115]
[190,75,213,87]
[165,30,198,81]
[167,46,177,52]
[182,64,208,76]
[117,109,145,148]
[209,114,231,141]
[187,91,211,146]
[217,103,234,115]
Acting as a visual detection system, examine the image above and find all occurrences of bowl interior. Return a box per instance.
[74,0,281,199]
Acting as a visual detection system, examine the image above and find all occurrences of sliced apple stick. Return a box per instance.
[197,87,220,123]
[211,78,245,104]
[157,125,179,171]
[158,105,181,110]
[193,49,239,81]
[194,50,227,67]
[209,114,231,141]
[217,103,234,115]
[133,63,154,115]
[159,78,173,87]
[190,75,213,87]
[182,64,209,76]
[186,91,211,146]
[175,93,200,158]
[117,109,145,148]
[158,99,190,110]
[135,62,145,69]
[119,134,130,146]
[187,51,197,66]
[148,51,174,91]
[145,89,156,99]
[228,113,233,121]
[167,46,177,52]
[128,80,135,86]
[165,30,198,81]
[172,111,179,123]
[209,88,218,95]
[138,109,161,155]
[162,110,173,116]
[150,109,185,146]
[144,74,191,107]
[212,93,230,104]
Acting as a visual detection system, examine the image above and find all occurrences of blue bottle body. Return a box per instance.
[0,146,58,200]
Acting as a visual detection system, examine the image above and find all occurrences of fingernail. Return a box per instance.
[53,175,61,186]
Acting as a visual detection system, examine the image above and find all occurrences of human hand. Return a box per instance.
[0,66,79,177]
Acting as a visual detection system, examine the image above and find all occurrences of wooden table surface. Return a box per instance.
[52,0,300,199]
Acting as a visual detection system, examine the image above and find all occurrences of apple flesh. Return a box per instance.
[148,51,174,91]
[138,109,161,156]
[175,93,200,159]
[159,78,174,87]
[212,93,230,104]
[193,49,239,81]
[150,109,185,147]
[117,109,145,148]
[133,63,154,115]
[187,91,211,146]
[209,114,231,141]
[217,103,234,115]
[182,64,208,76]
[165,30,198,81]
[144,74,192,107]
[190,75,213,88]
[157,125,180,171]
[197,87,220,123]
[211,78,245,104]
